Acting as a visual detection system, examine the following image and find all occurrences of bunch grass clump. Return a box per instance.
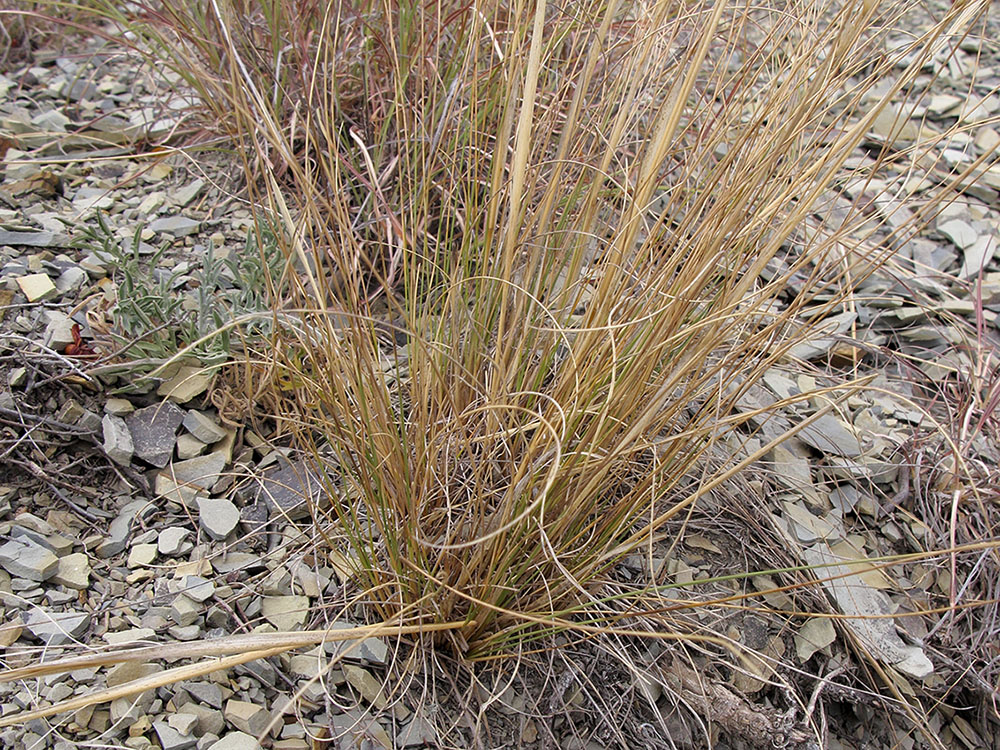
[197,0,985,656]
[12,0,993,668]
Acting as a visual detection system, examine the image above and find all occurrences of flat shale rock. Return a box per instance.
[0,539,57,581]
[252,459,325,520]
[796,413,863,457]
[127,401,185,467]
[25,609,90,645]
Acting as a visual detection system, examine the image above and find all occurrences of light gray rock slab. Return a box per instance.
[938,218,977,250]
[796,414,863,457]
[397,715,437,748]
[0,230,68,248]
[160,451,227,491]
[179,575,215,603]
[159,527,191,556]
[197,497,240,541]
[25,609,90,645]
[51,552,90,590]
[0,539,58,581]
[183,410,227,444]
[223,700,270,737]
[97,499,155,559]
[208,732,261,750]
[102,414,134,466]
[127,401,185,467]
[149,216,201,237]
[43,312,77,351]
[182,681,224,709]
[959,233,997,278]
[153,721,197,750]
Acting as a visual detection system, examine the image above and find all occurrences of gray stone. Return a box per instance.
[938,218,978,250]
[160,452,227,491]
[179,575,215,603]
[153,721,197,750]
[51,552,90,590]
[159,527,191,556]
[172,180,205,207]
[55,266,88,294]
[171,594,200,627]
[148,216,201,238]
[176,433,208,460]
[0,230,68,248]
[97,499,155,558]
[182,681,224,709]
[127,401,185,467]
[0,539,58,581]
[261,595,309,630]
[197,497,240,541]
[43,312,77,352]
[105,398,135,416]
[959,233,997,278]
[223,701,270,737]
[254,459,325,520]
[183,411,227,444]
[208,732,261,750]
[167,713,199,737]
[796,414,863,457]
[397,715,437,748]
[102,414,134,466]
[157,366,213,404]
[25,609,90,645]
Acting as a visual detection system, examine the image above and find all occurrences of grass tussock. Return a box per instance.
[194,0,986,656]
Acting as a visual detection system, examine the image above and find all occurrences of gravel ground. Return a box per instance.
[0,2,999,749]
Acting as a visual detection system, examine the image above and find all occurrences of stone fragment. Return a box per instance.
[179,575,215,603]
[938,218,977,250]
[158,366,213,404]
[173,179,205,207]
[105,398,135,416]
[2,231,67,248]
[25,609,90,645]
[397,715,436,747]
[803,542,932,678]
[0,539,58,581]
[796,414,863,457]
[254,459,324,520]
[102,414,134,466]
[16,273,56,302]
[43,311,77,351]
[128,543,158,568]
[55,266,88,294]
[148,216,201,238]
[97,500,155,558]
[342,665,388,709]
[51,552,90,590]
[197,497,240,541]
[959,233,997,278]
[209,732,261,750]
[183,410,227,444]
[153,720,197,750]
[183,681,224,709]
[170,594,200,627]
[223,700,270,737]
[167,713,199,736]
[127,401,185,467]
[159,452,227,491]
[159,527,191,556]
[176,433,207,459]
[261,595,309,631]
[870,106,920,146]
